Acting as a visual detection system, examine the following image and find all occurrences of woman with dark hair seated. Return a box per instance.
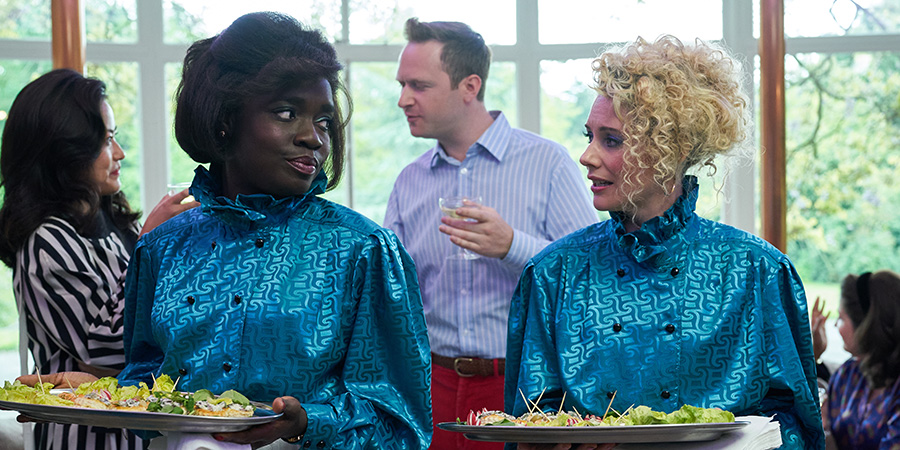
[823,270,900,449]
[19,12,432,449]
[0,68,196,449]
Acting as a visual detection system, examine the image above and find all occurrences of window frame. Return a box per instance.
[1,0,899,234]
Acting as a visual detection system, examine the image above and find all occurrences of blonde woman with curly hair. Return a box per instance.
[505,35,824,449]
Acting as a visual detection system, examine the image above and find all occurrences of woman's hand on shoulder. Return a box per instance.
[213,396,307,448]
[139,189,200,236]
[16,371,98,388]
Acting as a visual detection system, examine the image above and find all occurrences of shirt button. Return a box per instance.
[186,295,195,305]
[179,368,188,376]
[211,241,217,249]
[612,323,622,333]
[670,267,680,276]
[303,441,312,448]
[223,363,232,372]
[607,391,615,399]
[460,168,469,175]
[661,390,671,399]
[665,324,676,333]
[616,268,626,277]
[234,295,242,305]
[255,238,265,248]
[317,441,326,449]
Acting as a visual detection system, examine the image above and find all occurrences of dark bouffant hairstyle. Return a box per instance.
[0,69,139,268]
[404,17,491,101]
[174,11,350,191]
[841,270,900,389]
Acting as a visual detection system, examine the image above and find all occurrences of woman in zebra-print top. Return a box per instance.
[0,69,196,450]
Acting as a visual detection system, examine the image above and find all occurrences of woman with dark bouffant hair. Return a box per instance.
[823,270,900,449]
[18,12,432,449]
[0,68,195,450]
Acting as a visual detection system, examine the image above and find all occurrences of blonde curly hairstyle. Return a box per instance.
[592,35,751,210]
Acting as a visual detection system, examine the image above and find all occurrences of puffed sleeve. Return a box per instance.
[297,229,432,449]
[757,256,826,449]
[504,260,564,417]
[17,221,127,370]
[117,240,165,386]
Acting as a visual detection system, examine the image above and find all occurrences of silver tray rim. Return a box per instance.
[0,394,281,433]
[437,421,750,443]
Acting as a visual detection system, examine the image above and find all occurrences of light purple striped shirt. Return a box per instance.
[384,111,598,359]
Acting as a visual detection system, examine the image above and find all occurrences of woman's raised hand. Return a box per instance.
[811,296,830,362]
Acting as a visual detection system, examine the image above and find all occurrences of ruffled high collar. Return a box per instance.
[189,165,326,230]
[610,176,699,270]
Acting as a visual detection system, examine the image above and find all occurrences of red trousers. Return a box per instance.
[430,363,505,450]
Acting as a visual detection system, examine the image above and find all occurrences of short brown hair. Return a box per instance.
[404,17,491,101]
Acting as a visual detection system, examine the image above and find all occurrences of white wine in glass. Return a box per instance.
[438,195,482,260]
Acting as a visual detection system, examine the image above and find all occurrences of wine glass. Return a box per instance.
[438,195,482,260]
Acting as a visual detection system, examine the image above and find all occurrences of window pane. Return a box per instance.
[783,0,900,37]
[345,62,421,222]
[349,0,515,45]
[539,0,722,45]
[539,59,593,165]
[0,60,53,126]
[86,62,142,211]
[785,52,900,285]
[0,0,51,40]
[164,0,341,44]
[86,0,137,43]
[165,62,206,186]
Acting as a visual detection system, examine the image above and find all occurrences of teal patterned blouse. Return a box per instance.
[119,166,432,449]
[504,176,825,448]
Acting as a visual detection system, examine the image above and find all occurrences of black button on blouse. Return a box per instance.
[670,267,680,276]
[178,368,188,376]
[661,390,671,399]
[616,268,626,277]
[254,238,265,248]
[607,391,615,399]
[186,295,195,305]
[665,324,676,333]
[612,323,622,332]
[233,295,242,305]
[223,363,232,372]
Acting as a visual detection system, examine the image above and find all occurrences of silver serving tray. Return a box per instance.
[438,421,750,444]
[0,393,281,433]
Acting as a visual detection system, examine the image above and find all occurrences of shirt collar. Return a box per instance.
[429,110,511,168]
[190,165,327,229]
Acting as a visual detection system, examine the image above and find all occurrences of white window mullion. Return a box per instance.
[134,0,170,215]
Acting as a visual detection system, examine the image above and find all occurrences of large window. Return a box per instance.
[1,1,899,361]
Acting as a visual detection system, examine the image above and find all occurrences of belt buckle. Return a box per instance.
[453,357,475,377]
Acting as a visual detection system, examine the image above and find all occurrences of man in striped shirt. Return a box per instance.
[385,18,598,450]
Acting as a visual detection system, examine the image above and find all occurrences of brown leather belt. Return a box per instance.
[432,353,505,377]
